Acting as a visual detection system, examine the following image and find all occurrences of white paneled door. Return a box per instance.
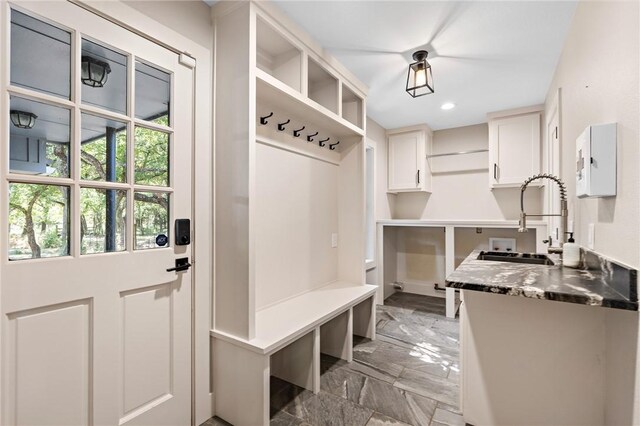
[1,2,193,425]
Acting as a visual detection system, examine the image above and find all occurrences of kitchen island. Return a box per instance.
[447,250,638,425]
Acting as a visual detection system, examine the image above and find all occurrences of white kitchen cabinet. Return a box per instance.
[387,126,431,193]
[488,109,541,188]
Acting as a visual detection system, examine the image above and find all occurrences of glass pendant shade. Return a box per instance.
[406,50,434,98]
[10,110,37,129]
[81,56,111,88]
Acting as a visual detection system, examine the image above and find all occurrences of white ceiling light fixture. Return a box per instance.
[406,50,434,98]
[441,102,456,110]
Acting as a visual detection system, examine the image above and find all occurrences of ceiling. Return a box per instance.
[271,1,577,130]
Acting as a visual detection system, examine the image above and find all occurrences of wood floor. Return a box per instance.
[204,292,462,426]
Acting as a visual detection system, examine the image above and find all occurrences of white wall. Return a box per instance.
[366,117,395,293]
[545,1,639,268]
[367,117,395,220]
[544,1,639,424]
[123,1,213,51]
[394,124,543,220]
[254,143,339,310]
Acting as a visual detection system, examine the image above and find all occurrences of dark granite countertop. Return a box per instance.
[446,249,638,311]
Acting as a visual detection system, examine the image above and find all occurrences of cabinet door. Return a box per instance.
[489,113,540,187]
[388,131,421,191]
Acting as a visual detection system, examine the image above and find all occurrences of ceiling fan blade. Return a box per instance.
[327,46,402,57]
[424,2,469,47]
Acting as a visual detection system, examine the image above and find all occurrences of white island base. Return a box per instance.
[460,290,636,425]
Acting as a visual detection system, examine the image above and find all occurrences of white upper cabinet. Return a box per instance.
[387,126,431,193]
[488,109,541,188]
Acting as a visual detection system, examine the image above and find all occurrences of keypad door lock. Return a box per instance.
[175,218,190,245]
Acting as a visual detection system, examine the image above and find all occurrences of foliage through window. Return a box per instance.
[9,183,70,260]
[135,119,169,186]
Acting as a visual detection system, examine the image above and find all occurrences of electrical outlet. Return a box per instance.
[588,223,595,249]
[331,233,338,248]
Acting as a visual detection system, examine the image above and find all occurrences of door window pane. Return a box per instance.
[81,39,127,115]
[9,183,70,260]
[9,96,71,178]
[134,191,169,250]
[135,61,170,125]
[81,113,127,182]
[81,187,126,254]
[11,10,71,99]
[134,127,169,186]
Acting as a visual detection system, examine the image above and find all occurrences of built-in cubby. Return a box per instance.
[271,330,316,391]
[320,311,352,361]
[256,16,302,92]
[341,83,363,129]
[307,57,339,114]
[212,2,371,425]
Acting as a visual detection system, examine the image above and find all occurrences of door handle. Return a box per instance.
[167,257,191,272]
[416,170,420,185]
[493,163,498,180]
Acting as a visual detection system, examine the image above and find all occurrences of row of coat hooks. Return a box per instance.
[260,112,340,150]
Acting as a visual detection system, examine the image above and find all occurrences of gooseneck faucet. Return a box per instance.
[518,174,569,249]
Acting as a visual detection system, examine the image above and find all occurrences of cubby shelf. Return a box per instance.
[256,69,364,138]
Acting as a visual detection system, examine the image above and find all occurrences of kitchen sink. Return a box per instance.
[477,251,555,266]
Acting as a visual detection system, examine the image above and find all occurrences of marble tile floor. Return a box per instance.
[203,293,463,426]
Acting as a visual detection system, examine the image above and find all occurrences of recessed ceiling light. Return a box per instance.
[441,102,455,110]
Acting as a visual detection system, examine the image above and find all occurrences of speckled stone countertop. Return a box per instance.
[446,249,638,311]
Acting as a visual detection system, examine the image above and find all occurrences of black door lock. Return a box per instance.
[175,219,191,246]
[167,257,191,272]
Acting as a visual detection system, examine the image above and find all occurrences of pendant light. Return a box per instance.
[81,56,111,88]
[406,50,434,98]
[10,110,37,129]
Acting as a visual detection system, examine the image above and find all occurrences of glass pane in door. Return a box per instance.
[9,96,71,178]
[81,39,127,115]
[81,187,127,254]
[10,10,71,99]
[135,60,171,125]
[134,126,169,186]
[81,113,127,182]
[9,183,70,260]
[134,191,169,250]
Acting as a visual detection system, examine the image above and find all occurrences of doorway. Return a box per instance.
[1,2,194,425]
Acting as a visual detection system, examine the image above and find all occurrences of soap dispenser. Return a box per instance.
[563,232,580,268]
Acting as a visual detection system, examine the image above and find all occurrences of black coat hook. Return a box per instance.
[260,112,273,125]
[293,126,305,137]
[319,137,330,147]
[329,141,340,150]
[307,132,318,142]
[277,119,290,131]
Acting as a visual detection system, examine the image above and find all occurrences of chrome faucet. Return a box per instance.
[518,174,569,249]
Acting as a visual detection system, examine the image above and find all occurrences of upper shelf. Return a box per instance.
[256,69,365,138]
[254,13,365,136]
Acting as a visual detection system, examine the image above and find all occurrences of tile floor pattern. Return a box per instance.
[203,293,463,426]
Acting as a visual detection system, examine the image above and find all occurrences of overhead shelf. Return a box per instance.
[256,69,364,138]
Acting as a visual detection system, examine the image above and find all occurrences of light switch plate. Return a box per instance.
[588,223,595,249]
[331,233,338,248]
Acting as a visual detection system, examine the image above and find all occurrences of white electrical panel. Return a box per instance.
[576,123,617,198]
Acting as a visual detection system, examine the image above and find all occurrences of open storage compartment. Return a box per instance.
[341,83,363,129]
[256,17,302,92]
[353,296,375,339]
[270,330,316,391]
[307,57,338,114]
[393,227,447,296]
[320,310,352,361]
